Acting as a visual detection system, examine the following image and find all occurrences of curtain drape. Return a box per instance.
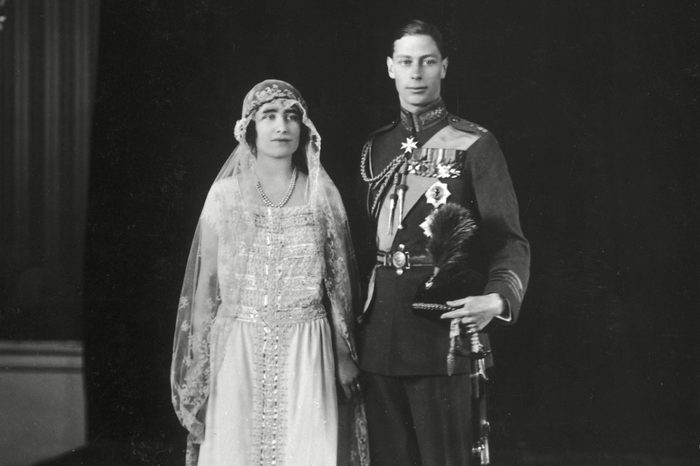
[0,0,100,340]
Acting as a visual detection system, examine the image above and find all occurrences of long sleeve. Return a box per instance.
[465,132,530,322]
[348,167,378,294]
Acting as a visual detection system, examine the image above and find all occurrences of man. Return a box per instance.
[355,20,530,465]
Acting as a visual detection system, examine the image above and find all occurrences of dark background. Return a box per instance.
[79,0,698,464]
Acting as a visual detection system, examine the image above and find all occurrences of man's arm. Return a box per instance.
[442,132,530,329]
[348,141,379,293]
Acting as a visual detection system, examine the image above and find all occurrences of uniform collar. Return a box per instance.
[399,98,447,133]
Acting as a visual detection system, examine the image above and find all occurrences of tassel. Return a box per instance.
[387,193,397,233]
[396,163,409,230]
[447,318,460,376]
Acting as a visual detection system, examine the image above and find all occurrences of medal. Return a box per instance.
[400,136,418,155]
[425,181,450,208]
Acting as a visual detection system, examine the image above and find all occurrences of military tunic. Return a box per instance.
[354,99,530,465]
[357,99,530,376]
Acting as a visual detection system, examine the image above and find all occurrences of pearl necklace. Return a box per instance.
[256,167,298,208]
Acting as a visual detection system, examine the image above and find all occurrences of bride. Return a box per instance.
[171,80,368,466]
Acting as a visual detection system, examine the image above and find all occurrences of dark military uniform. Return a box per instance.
[355,99,530,465]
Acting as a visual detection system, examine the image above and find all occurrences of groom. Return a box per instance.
[355,19,530,465]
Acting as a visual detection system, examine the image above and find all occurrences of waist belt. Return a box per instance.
[376,245,432,276]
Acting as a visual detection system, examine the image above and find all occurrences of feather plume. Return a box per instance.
[426,203,477,272]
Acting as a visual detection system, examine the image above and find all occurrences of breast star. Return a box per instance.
[400,137,418,155]
[425,180,451,208]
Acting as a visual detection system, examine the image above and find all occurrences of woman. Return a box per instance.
[171,80,368,466]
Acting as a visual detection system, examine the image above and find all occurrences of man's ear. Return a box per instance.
[387,56,396,79]
[441,57,449,79]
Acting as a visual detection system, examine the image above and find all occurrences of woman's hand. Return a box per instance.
[336,352,361,401]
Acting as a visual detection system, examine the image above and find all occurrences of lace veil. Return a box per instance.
[170,80,366,464]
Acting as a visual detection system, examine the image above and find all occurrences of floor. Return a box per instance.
[33,441,698,466]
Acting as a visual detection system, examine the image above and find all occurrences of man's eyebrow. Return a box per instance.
[394,53,439,59]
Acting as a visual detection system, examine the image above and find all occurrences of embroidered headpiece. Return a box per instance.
[234,79,308,143]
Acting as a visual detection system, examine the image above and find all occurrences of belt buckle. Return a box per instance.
[390,244,411,276]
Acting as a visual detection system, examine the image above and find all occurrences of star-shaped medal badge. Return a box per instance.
[400,136,418,155]
[425,181,451,208]
[437,164,452,178]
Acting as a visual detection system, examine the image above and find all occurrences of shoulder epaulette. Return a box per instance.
[446,114,489,136]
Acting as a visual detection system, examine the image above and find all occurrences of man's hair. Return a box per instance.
[390,19,446,57]
[245,119,310,174]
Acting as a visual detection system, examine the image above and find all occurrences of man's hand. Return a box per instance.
[336,352,361,400]
[440,293,505,331]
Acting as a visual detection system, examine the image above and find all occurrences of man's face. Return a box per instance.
[387,34,448,113]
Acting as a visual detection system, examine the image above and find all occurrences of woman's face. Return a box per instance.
[253,100,301,160]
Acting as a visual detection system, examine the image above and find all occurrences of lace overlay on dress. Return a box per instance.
[219,205,324,318]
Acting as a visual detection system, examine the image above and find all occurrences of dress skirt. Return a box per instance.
[197,313,338,466]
